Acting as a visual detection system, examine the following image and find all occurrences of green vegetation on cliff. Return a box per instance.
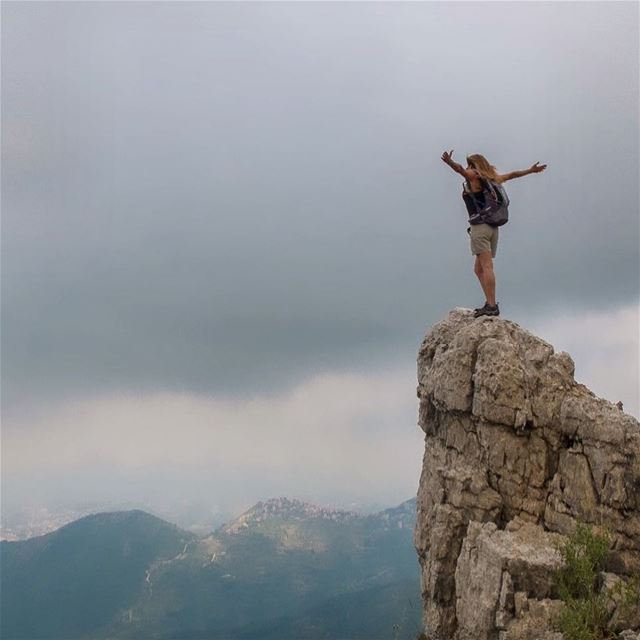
[554,522,639,640]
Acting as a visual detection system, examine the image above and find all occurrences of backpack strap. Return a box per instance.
[479,177,498,201]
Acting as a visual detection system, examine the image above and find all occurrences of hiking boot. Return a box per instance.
[474,301,490,315]
[475,303,500,318]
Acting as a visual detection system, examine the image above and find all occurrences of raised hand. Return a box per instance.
[441,149,454,165]
[529,161,547,174]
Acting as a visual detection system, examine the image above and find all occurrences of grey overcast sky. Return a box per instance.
[2,1,639,521]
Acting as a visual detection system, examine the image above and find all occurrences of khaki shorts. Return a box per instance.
[469,223,499,257]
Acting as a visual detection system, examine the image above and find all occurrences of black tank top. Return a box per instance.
[471,189,485,207]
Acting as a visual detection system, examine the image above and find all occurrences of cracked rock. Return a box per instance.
[414,309,640,640]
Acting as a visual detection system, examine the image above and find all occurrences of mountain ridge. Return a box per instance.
[3,496,417,542]
[2,496,420,639]
[219,496,416,536]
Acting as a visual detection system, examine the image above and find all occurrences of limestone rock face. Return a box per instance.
[414,309,640,640]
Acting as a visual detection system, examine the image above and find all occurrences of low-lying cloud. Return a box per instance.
[3,365,422,513]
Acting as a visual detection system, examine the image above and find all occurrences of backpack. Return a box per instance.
[462,177,510,227]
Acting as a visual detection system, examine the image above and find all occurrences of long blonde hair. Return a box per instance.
[467,154,503,183]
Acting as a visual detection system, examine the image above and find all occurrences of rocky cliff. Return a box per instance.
[414,309,640,640]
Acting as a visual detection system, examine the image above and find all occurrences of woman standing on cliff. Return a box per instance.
[441,151,547,317]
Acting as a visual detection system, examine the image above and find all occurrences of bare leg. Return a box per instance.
[476,251,496,306]
[474,256,487,304]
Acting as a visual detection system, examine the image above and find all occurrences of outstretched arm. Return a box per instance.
[441,149,476,181]
[500,162,547,182]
